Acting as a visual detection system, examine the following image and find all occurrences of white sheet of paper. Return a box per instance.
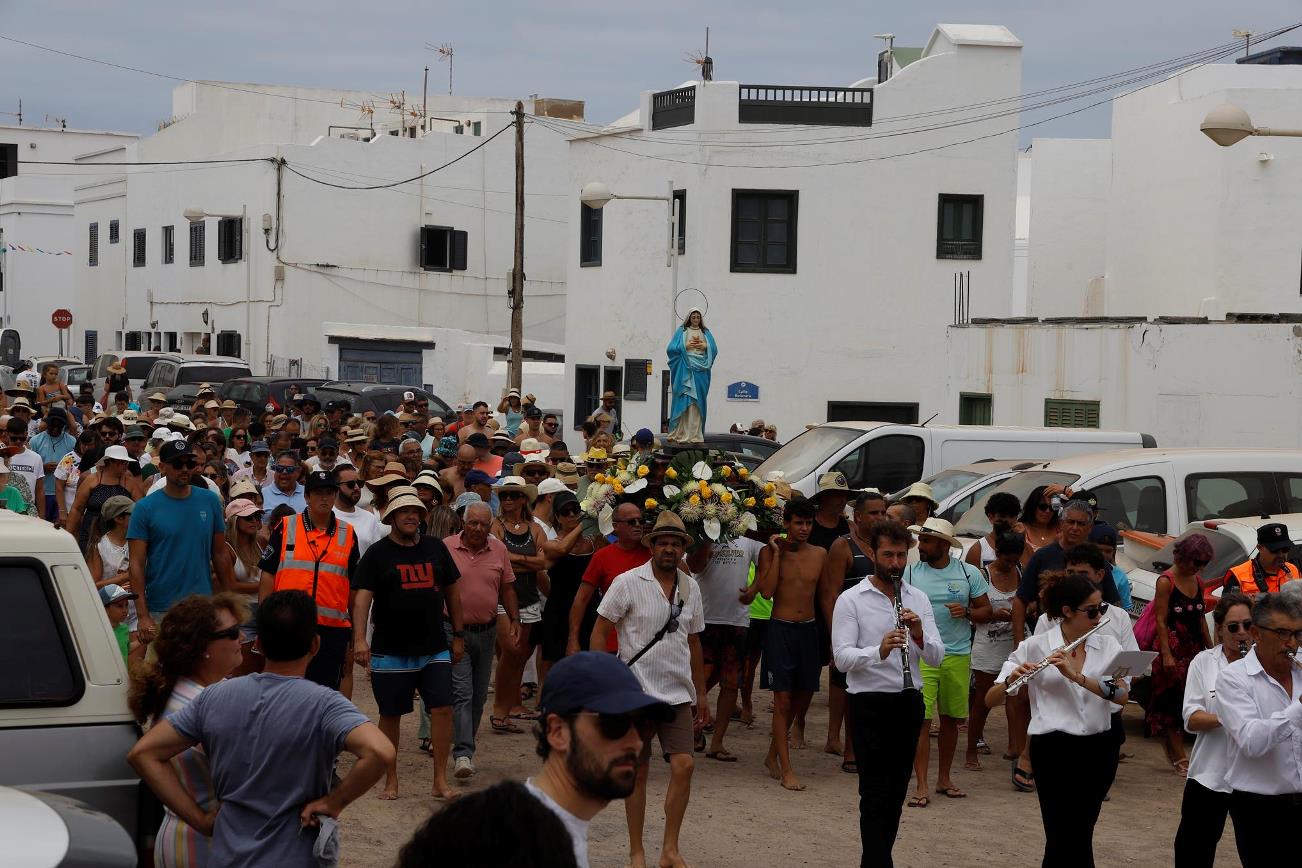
[1101,650,1158,681]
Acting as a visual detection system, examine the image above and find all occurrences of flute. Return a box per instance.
[891,573,915,691]
[1005,621,1106,691]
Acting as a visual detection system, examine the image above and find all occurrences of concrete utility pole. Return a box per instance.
[509,101,525,390]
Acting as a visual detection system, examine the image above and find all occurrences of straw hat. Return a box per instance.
[267,414,288,431]
[554,462,580,486]
[229,479,261,500]
[611,443,631,457]
[412,470,444,497]
[221,399,237,410]
[106,361,126,375]
[897,481,939,511]
[582,448,609,464]
[642,511,693,547]
[345,427,369,444]
[518,437,549,458]
[513,454,553,478]
[367,461,409,488]
[147,392,169,403]
[204,400,220,410]
[494,475,538,503]
[381,485,428,522]
[908,517,961,549]
[167,413,195,431]
[809,471,853,502]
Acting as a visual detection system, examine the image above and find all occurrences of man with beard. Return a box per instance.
[395,652,670,868]
[964,491,1030,569]
[333,465,385,555]
[439,443,477,499]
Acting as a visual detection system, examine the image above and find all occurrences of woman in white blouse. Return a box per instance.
[1173,592,1253,868]
[986,572,1129,868]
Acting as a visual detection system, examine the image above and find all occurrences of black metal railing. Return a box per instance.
[738,85,873,126]
[651,86,696,130]
[937,240,982,260]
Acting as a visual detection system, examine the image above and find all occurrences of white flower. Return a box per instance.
[662,484,681,498]
[597,504,614,536]
[763,470,786,482]
[624,478,647,494]
[740,512,759,532]
[703,517,721,541]
[692,461,713,481]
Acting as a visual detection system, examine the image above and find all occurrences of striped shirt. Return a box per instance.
[155,677,213,868]
[597,562,704,706]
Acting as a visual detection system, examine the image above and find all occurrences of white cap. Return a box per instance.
[403,390,415,402]
[151,427,170,441]
[536,478,568,497]
[103,445,130,462]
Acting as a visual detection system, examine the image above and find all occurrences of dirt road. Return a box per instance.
[338,675,1237,867]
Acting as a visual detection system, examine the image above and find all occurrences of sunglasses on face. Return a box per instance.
[615,518,646,526]
[1036,502,1052,512]
[499,492,525,500]
[233,434,247,440]
[1075,601,1109,620]
[1225,620,1254,634]
[573,710,657,741]
[338,480,360,489]
[210,625,241,641]
[274,465,297,473]
[238,514,264,523]
[522,469,548,478]
[170,459,199,470]
[558,507,581,518]
[1192,558,1211,568]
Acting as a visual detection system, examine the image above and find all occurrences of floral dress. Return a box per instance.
[154,678,213,868]
[1144,573,1207,737]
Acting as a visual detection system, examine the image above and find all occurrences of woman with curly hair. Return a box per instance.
[129,593,247,868]
[1147,533,1214,776]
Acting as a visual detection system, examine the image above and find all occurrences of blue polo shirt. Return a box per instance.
[261,480,306,522]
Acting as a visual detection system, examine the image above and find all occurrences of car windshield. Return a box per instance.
[177,365,251,385]
[125,357,159,379]
[890,469,984,505]
[755,425,862,482]
[953,470,1078,537]
[312,387,362,410]
[64,367,90,386]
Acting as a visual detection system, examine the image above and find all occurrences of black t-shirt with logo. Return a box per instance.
[352,535,460,656]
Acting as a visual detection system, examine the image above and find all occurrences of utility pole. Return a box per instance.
[509,101,525,391]
[422,66,429,132]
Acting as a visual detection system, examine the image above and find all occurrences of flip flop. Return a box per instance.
[964,760,983,771]
[1173,759,1189,778]
[840,760,857,774]
[976,739,992,755]
[705,749,738,762]
[907,794,930,808]
[490,716,523,734]
[1012,764,1036,793]
[938,786,967,799]
[510,710,540,721]
[694,732,707,752]
[418,738,432,755]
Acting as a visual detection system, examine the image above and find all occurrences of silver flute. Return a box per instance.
[1005,621,1106,691]
[891,574,915,691]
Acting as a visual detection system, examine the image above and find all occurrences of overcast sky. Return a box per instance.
[1,1,1297,139]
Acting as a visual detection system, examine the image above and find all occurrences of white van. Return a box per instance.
[755,422,1154,498]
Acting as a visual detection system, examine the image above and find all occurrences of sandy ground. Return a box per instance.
[337,671,1239,868]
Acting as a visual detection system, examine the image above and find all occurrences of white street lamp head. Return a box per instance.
[580,181,614,209]
[182,208,207,222]
[1201,104,1256,147]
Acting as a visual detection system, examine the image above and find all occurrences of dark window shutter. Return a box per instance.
[451,230,468,271]
[84,330,98,363]
[623,359,649,401]
[0,143,17,179]
[216,330,241,357]
[88,223,99,267]
[125,332,142,351]
[419,226,430,268]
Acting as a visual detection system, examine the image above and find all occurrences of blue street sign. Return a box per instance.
[726,381,759,401]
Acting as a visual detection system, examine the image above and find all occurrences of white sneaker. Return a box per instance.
[454,756,475,779]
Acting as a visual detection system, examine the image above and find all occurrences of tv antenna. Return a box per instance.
[1232,29,1253,58]
[426,42,454,94]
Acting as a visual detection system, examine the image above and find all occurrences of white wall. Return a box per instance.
[1025,138,1111,317]
[563,24,1022,440]
[946,320,1302,447]
[0,125,137,357]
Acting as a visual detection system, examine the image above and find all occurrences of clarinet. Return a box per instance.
[892,574,915,691]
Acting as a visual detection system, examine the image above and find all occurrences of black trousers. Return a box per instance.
[1028,730,1119,868]
[1173,779,1230,868]
[305,625,352,690]
[847,690,924,868]
[1230,790,1302,868]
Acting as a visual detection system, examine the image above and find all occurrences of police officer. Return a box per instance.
[1223,523,1299,598]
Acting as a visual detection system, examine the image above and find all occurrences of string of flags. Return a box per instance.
[3,243,73,255]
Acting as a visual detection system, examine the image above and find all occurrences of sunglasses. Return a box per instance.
[664,599,684,634]
[338,480,360,489]
[233,434,247,440]
[210,625,241,641]
[615,518,646,526]
[522,469,549,478]
[1192,559,1211,568]
[1258,626,1302,643]
[1036,503,1053,511]
[573,710,657,742]
[274,466,297,473]
[238,513,264,523]
[558,508,581,518]
[499,491,526,500]
[1225,620,1254,634]
[170,459,199,470]
[1075,601,1109,620]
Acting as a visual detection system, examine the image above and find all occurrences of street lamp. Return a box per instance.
[580,180,680,328]
[184,205,251,363]
[1201,103,1302,147]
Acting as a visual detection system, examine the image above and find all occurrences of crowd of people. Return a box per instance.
[5,366,1302,868]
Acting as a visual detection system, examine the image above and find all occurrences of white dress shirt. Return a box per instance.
[597,563,705,707]
[832,578,944,694]
[1183,646,1236,794]
[998,624,1126,736]
[1215,649,1302,795]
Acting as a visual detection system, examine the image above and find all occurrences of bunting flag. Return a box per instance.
[3,244,73,255]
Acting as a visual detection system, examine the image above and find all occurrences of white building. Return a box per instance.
[72,81,581,405]
[0,124,138,358]
[560,23,1023,441]
[948,52,1302,446]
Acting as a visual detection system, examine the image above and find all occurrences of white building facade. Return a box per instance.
[72,82,579,406]
[0,125,137,358]
[560,24,1022,440]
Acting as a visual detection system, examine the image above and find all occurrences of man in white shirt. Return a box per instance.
[832,520,944,868]
[593,512,706,868]
[689,536,764,762]
[1215,590,1302,868]
[332,465,384,556]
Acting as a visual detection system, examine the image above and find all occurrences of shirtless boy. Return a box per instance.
[757,498,833,791]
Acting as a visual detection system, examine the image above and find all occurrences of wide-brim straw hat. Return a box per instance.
[809,471,854,502]
[106,362,127,375]
[494,475,538,503]
[643,511,693,547]
[412,471,444,497]
[908,517,961,549]
[513,455,554,478]
[381,486,428,522]
[897,481,939,511]
[555,462,580,485]
[367,461,410,488]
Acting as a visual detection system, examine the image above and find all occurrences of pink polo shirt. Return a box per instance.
[444,531,516,626]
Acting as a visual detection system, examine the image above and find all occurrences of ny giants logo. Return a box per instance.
[398,563,436,590]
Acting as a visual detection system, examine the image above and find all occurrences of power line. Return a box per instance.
[282,123,512,189]
[17,156,272,166]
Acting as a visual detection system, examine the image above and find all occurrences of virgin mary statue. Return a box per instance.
[666,308,717,444]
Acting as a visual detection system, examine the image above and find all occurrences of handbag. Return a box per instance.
[1132,569,1169,651]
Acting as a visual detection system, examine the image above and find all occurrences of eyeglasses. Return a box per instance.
[210,625,241,641]
[274,465,297,473]
[615,518,646,526]
[1257,626,1302,643]
[170,459,199,470]
[238,514,263,523]
[572,710,657,741]
[1075,601,1110,620]
[1225,620,1254,634]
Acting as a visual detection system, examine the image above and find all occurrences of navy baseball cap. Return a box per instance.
[464,469,494,488]
[539,652,671,719]
[250,440,271,454]
[305,470,338,493]
[1258,522,1292,553]
[1088,523,1119,548]
[632,428,654,445]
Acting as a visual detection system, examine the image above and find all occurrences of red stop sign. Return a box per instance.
[51,309,73,330]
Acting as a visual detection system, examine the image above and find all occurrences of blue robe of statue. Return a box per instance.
[667,324,717,440]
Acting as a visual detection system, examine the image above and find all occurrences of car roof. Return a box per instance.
[1184,513,1302,539]
[226,376,327,384]
[0,510,85,552]
[319,381,416,393]
[151,354,248,365]
[1028,447,1302,478]
[936,459,1042,474]
[706,431,775,445]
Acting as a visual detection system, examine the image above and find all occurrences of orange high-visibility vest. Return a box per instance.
[272,514,354,628]
[1224,558,1299,598]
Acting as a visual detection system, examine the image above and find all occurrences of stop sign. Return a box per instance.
[51,309,72,330]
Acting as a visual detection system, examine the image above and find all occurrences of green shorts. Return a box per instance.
[919,654,971,720]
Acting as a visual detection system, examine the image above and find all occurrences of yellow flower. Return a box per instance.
[720,466,732,478]
[689,494,701,506]
[744,497,757,508]
[699,483,713,499]
[721,491,734,504]
[738,467,750,478]
[637,464,649,478]
[594,473,607,484]
[665,467,678,479]
[644,497,658,510]
[764,482,776,494]
[612,481,625,495]
[763,496,778,508]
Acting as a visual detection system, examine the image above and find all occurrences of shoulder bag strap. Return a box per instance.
[626,584,684,669]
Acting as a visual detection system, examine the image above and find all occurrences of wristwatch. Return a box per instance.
[1103,680,1119,701]
[452,630,466,638]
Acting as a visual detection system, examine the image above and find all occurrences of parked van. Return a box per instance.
[889,460,1046,524]
[0,512,156,856]
[90,350,169,396]
[755,422,1154,498]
